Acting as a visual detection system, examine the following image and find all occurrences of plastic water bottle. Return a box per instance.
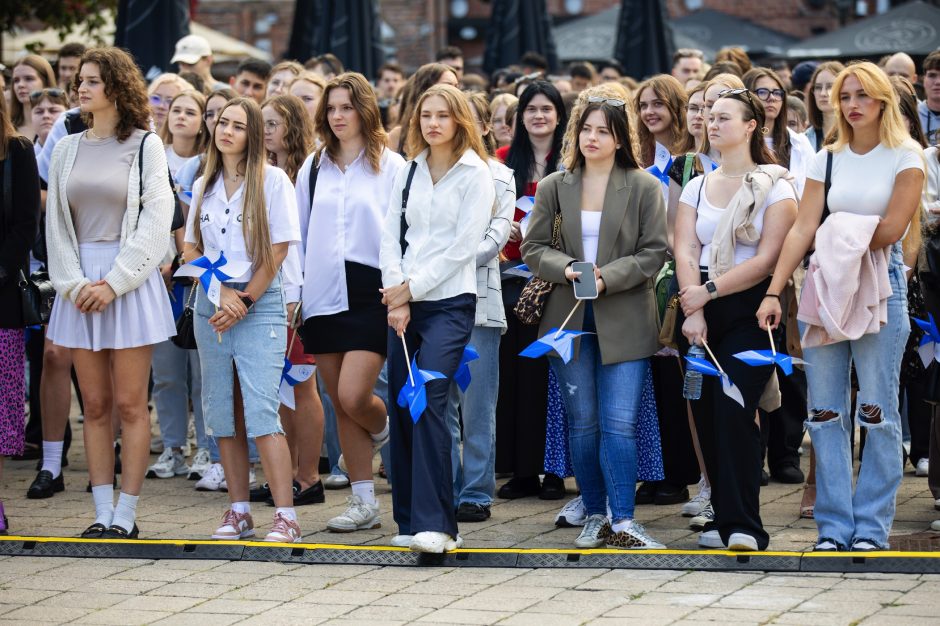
[683,345,706,400]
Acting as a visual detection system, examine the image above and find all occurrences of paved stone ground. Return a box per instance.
[2,415,940,623]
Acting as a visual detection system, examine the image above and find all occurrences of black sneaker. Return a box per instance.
[27,470,64,499]
[456,502,491,522]
[635,481,657,505]
[497,476,540,499]
[654,483,689,505]
[539,473,566,500]
[249,482,272,502]
[760,469,770,487]
[771,463,805,484]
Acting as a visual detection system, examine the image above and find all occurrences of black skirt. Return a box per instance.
[299,261,387,356]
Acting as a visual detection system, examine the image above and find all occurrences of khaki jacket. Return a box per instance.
[521,167,667,364]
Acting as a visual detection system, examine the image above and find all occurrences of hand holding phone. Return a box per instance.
[571,261,599,300]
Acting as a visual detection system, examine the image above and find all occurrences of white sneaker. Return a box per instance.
[188,448,211,480]
[323,473,350,489]
[931,520,940,532]
[728,532,759,552]
[555,496,587,527]
[219,467,256,492]
[916,458,929,477]
[681,477,711,516]
[689,502,714,531]
[327,495,381,532]
[146,449,189,479]
[574,514,611,548]
[606,520,666,549]
[338,417,389,473]
[698,529,726,549]
[410,531,463,553]
[391,534,414,547]
[195,462,225,491]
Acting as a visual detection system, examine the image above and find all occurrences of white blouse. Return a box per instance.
[380,148,495,302]
[184,164,301,284]
[295,147,405,320]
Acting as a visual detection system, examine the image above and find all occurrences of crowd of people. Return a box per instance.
[0,32,939,554]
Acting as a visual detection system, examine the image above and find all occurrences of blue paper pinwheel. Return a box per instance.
[173,250,252,307]
[684,356,745,407]
[733,350,807,376]
[454,345,479,392]
[646,142,674,188]
[278,358,316,410]
[396,355,446,423]
[915,314,940,368]
[520,328,591,364]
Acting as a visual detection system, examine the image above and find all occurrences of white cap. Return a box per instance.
[171,35,212,65]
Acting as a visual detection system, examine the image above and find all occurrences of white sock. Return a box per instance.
[91,484,114,527]
[611,519,633,533]
[41,440,64,478]
[275,507,297,522]
[111,492,139,532]
[351,480,376,505]
[371,420,389,443]
[232,501,250,515]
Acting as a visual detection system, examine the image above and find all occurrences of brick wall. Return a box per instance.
[195,0,295,60]
[664,0,847,39]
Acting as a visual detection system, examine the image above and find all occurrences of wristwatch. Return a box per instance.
[705,280,718,300]
[240,294,255,310]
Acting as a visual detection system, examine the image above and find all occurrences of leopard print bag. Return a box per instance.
[513,208,561,325]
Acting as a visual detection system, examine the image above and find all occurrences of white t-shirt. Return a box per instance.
[680,174,796,267]
[581,211,602,265]
[185,165,301,283]
[165,146,189,178]
[806,142,924,218]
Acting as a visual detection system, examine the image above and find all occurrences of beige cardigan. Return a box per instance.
[45,131,174,302]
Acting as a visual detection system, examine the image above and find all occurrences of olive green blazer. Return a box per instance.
[521,167,667,364]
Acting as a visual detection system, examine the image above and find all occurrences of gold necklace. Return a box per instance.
[87,127,113,140]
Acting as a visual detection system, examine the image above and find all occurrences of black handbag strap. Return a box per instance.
[399,161,418,255]
[137,131,153,216]
[308,152,320,204]
[821,150,832,225]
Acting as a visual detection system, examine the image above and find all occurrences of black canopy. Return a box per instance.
[613,0,675,79]
[114,0,189,80]
[290,0,384,78]
[672,9,795,58]
[482,0,559,75]
[788,0,940,58]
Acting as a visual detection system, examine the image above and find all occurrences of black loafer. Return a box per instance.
[760,469,770,487]
[294,480,325,506]
[497,476,541,499]
[539,473,566,500]
[101,524,139,539]
[654,483,690,505]
[249,482,272,502]
[81,523,107,539]
[771,463,805,484]
[27,470,64,499]
[635,481,658,505]
[456,502,491,522]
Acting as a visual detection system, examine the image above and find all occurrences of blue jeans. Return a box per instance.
[447,325,501,506]
[152,329,207,450]
[803,246,910,548]
[549,335,647,521]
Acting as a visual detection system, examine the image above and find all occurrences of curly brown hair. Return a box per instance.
[261,94,315,183]
[79,47,150,141]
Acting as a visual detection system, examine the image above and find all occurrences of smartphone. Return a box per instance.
[571,262,598,300]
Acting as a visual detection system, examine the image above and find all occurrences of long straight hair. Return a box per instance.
[10,55,56,128]
[262,93,314,183]
[191,97,275,275]
[634,74,689,165]
[806,61,845,135]
[406,84,488,162]
[160,89,210,153]
[743,68,791,168]
[315,72,386,173]
[504,81,566,198]
[465,91,496,156]
[829,62,917,153]
[0,94,23,161]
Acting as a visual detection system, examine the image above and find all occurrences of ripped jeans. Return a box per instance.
[802,245,910,549]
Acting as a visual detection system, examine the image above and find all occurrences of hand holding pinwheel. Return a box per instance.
[520,300,593,364]
[733,326,807,376]
[684,340,745,407]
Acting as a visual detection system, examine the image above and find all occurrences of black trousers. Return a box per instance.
[495,278,547,477]
[760,354,806,472]
[679,276,774,549]
[651,356,700,486]
[387,294,475,538]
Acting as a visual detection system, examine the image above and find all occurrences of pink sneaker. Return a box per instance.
[264,512,302,543]
[212,509,255,540]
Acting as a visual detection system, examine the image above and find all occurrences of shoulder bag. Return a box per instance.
[171,284,198,349]
[513,205,561,325]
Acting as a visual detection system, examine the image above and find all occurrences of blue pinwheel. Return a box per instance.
[520,300,592,364]
[914,314,940,368]
[173,249,252,307]
[645,142,674,187]
[501,263,532,279]
[395,336,446,423]
[685,343,745,407]
[454,345,479,392]
[733,327,806,376]
[278,358,315,410]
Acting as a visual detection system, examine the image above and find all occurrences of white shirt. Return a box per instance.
[581,211,602,265]
[296,147,405,320]
[380,148,495,302]
[764,128,814,199]
[806,141,924,219]
[681,174,795,267]
[184,164,301,283]
[924,146,940,224]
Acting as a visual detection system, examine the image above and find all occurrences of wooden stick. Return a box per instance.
[700,339,725,374]
[286,301,303,356]
[400,333,416,387]
[767,325,777,357]
[553,300,584,340]
[215,305,221,343]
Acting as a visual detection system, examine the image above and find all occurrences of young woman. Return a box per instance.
[45,47,177,539]
[495,81,568,501]
[147,73,194,137]
[146,89,211,481]
[386,63,459,156]
[289,72,327,125]
[697,74,746,166]
[184,96,302,542]
[379,84,495,552]
[266,61,304,98]
[523,96,669,549]
[635,75,690,168]
[0,97,41,534]
[10,55,57,139]
[260,92,326,507]
[296,73,405,531]
[675,88,798,552]
[30,88,69,155]
[759,64,924,552]
[489,93,518,149]
[445,91,515,522]
[805,62,845,152]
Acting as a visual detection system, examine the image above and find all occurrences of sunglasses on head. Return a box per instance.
[718,88,760,111]
[587,96,626,108]
[29,88,65,103]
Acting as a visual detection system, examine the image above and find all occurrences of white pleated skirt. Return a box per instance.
[46,241,176,351]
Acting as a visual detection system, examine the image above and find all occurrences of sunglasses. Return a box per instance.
[718,88,760,111]
[29,88,65,104]
[149,94,173,107]
[587,96,626,108]
[754,87,786,102]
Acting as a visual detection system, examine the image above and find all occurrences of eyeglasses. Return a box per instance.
[29,88,65,104]
[263,120,282,132]
[587,96,626,108]
[754,87,785,102]
[686,104,705,116]
[149,94,172,107]
[812,82,834,94]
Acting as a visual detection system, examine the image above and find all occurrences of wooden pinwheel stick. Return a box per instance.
[400,333,416,387]
[700,339,726,375]
[286,301,303,356]
[767,325,777,357]
[553,299,584,340]
[215,305,222,343]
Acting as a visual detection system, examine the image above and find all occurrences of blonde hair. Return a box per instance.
[159,89,210,152]
[406,84,488,162]
[271,60,304,79]
[488,92,518,119]
[10,55,56,127]
[191,97,276,275]
[148,72,194,96]
[466,91,496,156]
[829,62,915,153]
[292,71,326,92]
